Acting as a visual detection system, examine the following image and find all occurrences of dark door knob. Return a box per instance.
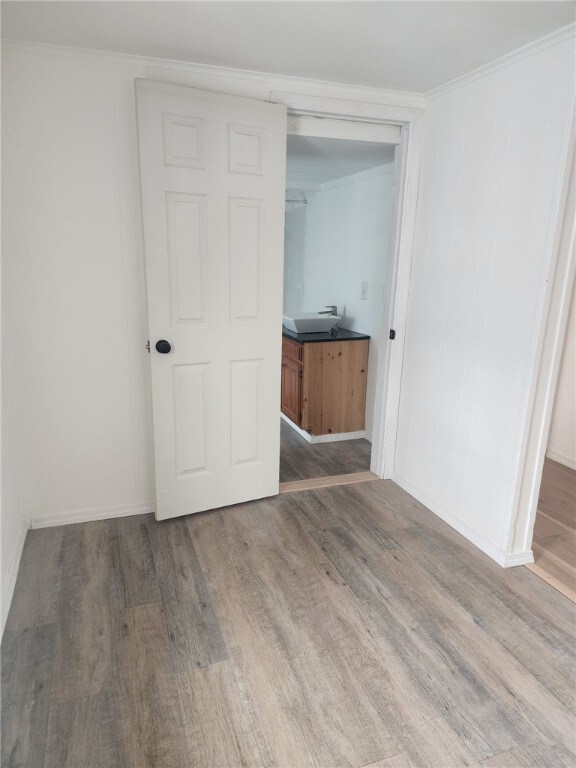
[155,340,171,354]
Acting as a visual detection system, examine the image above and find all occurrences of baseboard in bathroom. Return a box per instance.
[280,413,366,443]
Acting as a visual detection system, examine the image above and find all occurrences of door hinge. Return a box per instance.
[389,329,396,340]
[145,340,151,353]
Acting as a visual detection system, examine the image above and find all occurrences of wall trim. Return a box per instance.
[3,38,425,111]
[508,120,576,555]
[281,413,367,444]
[1,520,28,635]
[546,449,576,470]
[426,22,576,100]
[287,115,401,144]
[310,430,368,444]
[8,28,574,114]
[503,550,536,568]
[372,119,423,482]
[31,500,156,529]
[392,472,533,568]
[272,90,421,124]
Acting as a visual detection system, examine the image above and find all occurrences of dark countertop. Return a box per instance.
[282,328,370,344]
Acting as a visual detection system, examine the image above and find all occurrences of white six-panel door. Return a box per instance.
[136,80,287,520]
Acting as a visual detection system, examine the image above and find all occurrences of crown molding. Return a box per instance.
[3,23,574,111]
[2,37,426,111]
[426,22,576,101]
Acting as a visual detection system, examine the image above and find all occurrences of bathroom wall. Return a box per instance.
[283,164,396,440]
[283,203,307,315]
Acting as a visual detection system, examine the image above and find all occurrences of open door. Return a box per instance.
[136,80,287,520]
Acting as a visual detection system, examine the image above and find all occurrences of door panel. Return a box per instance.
[229,197,263,323]
[230,358,262,466]
[165,192,207,324]
[136,80,286,520]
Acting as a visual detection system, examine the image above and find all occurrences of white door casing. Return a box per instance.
[136,80,287,520]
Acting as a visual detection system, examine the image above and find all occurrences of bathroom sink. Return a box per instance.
[282,313,341,334]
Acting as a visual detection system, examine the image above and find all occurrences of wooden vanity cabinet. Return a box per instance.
[281,336,369,436]
[281,338,303,425]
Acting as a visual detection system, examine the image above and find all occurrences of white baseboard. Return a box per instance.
[31,500,156,529]
[546,449,576,470]
[501,550,535,567]
[391,473,534,568]
[1,520,28,635]
[311,430,367,444]
[281,413,366,443]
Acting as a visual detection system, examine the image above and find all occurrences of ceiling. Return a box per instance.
[2,2,574,93]
[286,135,395,189]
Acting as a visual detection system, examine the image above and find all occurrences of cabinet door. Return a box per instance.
[321,340,369,434]
[281,357,302,425]
[282,337,303,363]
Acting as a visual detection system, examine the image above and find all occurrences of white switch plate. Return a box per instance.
[361,281,368,300]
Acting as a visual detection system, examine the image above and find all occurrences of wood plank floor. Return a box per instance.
[527,458,576,600]
[279,418,372,482]
[2,479,575,767]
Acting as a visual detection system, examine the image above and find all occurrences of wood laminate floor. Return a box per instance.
[3,479,576,767]
[528,458,576,600]
[279,418,372,482]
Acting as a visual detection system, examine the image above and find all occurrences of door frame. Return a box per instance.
[507,122,576,558]
[281,102,423,480]
[372,120,422,479]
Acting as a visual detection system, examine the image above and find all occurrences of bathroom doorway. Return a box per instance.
[279,127,399,487]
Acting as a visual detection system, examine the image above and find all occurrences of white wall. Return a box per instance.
[1,203,30,634]
[1,43,418,539]
[2,31,573,597]
[2,46,278,533]
[1,60,31,634]
[2,47,157,532]
[1,343,29,634]
[547,282,576,469]
[284,166,396,439]
[283,203,307,314]
[394,36,575,563]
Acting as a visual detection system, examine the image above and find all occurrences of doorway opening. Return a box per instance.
[137,81,419,521]
[279,130,398,487]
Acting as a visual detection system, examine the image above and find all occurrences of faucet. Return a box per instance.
[318,305,338,316]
